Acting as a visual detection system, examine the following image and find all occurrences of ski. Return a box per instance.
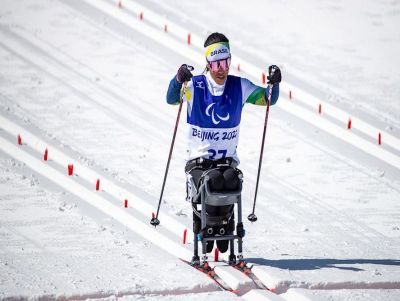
[223,260,270,291]
[180,259,237,293]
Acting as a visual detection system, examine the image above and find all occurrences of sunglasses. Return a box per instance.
[208,57,231,72]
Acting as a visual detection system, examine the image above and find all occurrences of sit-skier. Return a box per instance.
[166,32,281,264]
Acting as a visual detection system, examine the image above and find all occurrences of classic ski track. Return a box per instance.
[2,5,399,199]
[80,0,400,171]
[3,116,394,296]
[2,0,399,204]
[1,1,399,299]
[72,0,400,228]
[0,116,284,299]
[106,0,400,152]
[39,0,400,237]
[270,172,395,244]
[267,122,400,242]
[12,25,174,129]
[1,67,396,298]
[0,114,192,241]
[1,0,397,263]
[237,131,399,256]
[260,169,398,258]
[0,25,189,190]
[0,27,176,148]
[0,18,394,257]
[257,177,395,257]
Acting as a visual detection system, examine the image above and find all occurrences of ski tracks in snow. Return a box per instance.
[1,0,400,300]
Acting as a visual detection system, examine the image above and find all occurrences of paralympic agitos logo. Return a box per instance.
[206,103,230,125]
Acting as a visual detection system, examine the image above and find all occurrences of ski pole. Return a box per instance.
[150,80,190,227]
[248,83,273,223]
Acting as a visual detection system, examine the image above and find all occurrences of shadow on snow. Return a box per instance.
[245,258,400,272]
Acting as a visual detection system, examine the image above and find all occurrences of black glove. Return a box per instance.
[267,65,281,85]
[176,64,194,83]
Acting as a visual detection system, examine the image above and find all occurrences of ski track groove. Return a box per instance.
[0,25,190,190]
[0,120,265,299]
[272,170,397,244]
[108,0,400,152]
[2,6,398,198]
[1,0,396,259]
[3,107,398,297]
[0,132,194,258]
[0,114,193,242]
[1,1,399,299]
[258,171,398,258]
[2,0,399,178]
[1,24,393,256]
[2,3,399,195]
[3,24,388,245]
[0,45,149,145]
[13,24,174,128]
[0,27,169,143]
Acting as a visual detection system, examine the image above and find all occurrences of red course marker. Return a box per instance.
[124,199,128,208]
[44,148,48,161]
[318,104,322,114]
[378,132,382,145]
[96,179,100,191]
[289,90,292,100]
[164,24,168,33]
[187,33,191,45]
[262,72,266,85]
[237,64,241,72]
[214,248,219,262]
[118,0,122,8]
[183,229,187,244]
[214,248,219,261]
[68,164,74,176]
[18,134,22,145]
[347,118,352,130]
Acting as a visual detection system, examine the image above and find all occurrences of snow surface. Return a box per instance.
[1,0,400,300]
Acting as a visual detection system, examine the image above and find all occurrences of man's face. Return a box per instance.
[207,58,231,85]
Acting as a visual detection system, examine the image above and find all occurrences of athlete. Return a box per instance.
[166,32,281,259]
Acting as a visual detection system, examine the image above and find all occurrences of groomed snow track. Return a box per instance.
[1,0,400,300]
[80,0,400,170]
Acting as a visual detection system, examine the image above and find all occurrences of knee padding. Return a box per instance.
[189,168,204,188]
[207,169,224,192]
[223,168,240,191]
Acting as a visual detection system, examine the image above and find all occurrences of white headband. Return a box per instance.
[205,42,231,62]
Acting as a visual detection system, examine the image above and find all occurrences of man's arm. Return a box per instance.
[166,76,182,105]
[242,65,281,106]
[166,64,194,105]
[241,80,280,106]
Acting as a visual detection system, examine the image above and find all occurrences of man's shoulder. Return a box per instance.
[228,74,241,80]
[192,74,206,82]
[228,75,247,85]
[226,75,249,90]
[190,75,207,90]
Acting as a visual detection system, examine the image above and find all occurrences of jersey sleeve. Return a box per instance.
[166,76,194,108]
[240,78,279,106]
[166,76,182,105]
